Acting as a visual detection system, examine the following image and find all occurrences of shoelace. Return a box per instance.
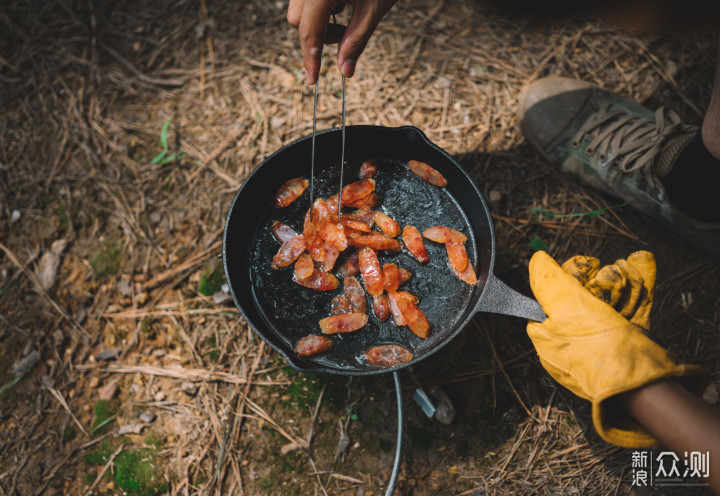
[571,103,692,191]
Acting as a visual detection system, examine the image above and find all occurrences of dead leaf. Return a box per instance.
[35,239,67,290]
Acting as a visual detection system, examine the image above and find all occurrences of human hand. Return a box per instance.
[287,0,399,84]
[527,250,707,447]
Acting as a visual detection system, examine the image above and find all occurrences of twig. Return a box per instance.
[0,241,90,338]
[73,363,288,387]
[85,444,124,496]
[99,42,185,87]
[474,319,532,416]
[46,386,90,437]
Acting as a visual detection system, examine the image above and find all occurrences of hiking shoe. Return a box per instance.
[518,76,720,254]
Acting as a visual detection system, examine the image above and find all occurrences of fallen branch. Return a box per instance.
[74,363,288,387]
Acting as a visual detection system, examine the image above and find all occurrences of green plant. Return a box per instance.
[92,241,123,277]
[198,261,225,296]
[84,438,167,496]
[91,400,116,434]
[529,236,548,252]
[151,121,185,165]
[144,431,164,448]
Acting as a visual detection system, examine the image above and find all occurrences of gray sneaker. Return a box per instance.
[518,76,720,254]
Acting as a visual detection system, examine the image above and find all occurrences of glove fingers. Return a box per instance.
[614,260,644,321]
[585,265,626,308]
[528,251,634,331]
[561,255,600,285]
[626,251,656,329]
[626,251,656,290]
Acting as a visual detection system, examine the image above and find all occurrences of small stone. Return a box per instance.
[41,376,55,388]
[155,391,165,401]
[180,447,188,457]
[53,330,65,347]
[180,381,197,396]
[213,291,233,305]
[118,423,144,435]
[35,239,67,290]
[489,190,503,203]
[98,378,120,401]
[139,412,156,423]
[436,76,453,89]
[336,431,350,458]
[136,292,148,305]
[106,481,114,491]
[116,278,132,296]
[280,442,301,455]
[152,349,167,358]
[97,349,119,361]
[88,376,100,388]
[10,210,20,223]
[130,384,141,396]
[704,382,718,405]
[11,350,39,377]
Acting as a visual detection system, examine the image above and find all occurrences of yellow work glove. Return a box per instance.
[527,250,708,448]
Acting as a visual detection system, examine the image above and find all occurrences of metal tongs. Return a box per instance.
[309,5,347,223]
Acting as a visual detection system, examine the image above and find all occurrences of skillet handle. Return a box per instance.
[476,273,546,322]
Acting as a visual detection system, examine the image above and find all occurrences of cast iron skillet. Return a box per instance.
[223,125,545,375]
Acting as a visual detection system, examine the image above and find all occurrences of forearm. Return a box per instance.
[621,379,720,493]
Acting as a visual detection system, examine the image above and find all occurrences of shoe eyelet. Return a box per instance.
[599,153,607,161]
[585,146,595,156]
[571,140,580,149]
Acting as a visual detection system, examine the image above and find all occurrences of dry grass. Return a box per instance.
[0,0,718,495]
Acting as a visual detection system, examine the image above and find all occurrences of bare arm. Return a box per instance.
[621,380,720,494]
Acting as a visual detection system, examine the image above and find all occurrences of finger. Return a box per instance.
[561,255,600,285]
[299,0,336,84]
[337,0,395,77]
[528,251,629,331]
[287,0,305,27]
[626,251,656,292]
[585,265,626,308]
[613,259,644,320]
[626,251,656,329]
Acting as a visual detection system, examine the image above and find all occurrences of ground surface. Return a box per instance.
[1,0,719,495]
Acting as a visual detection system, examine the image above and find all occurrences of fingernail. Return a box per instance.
[341,59,356,78]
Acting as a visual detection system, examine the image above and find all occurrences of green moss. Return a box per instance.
[56,206,70,232]
[84,437,116,465]
[280,366,345,410]
[258,478,274,490]
[203,336,219,362]
[277,451,302,474]
[144,431,164,448]
[85,472,95,485]
[198,261,225,296]
[92,241,123,277]
[140,318,151,333]
[62,425,77,442]
[91,400,115,434]
[114,447,167,496]
[84,438,167,496]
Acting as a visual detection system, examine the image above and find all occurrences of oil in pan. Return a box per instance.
[248,158,478,372]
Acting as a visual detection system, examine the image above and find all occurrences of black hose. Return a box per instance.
[384,371,403,496]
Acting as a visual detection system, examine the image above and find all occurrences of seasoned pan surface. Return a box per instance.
[249,157,479,372]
